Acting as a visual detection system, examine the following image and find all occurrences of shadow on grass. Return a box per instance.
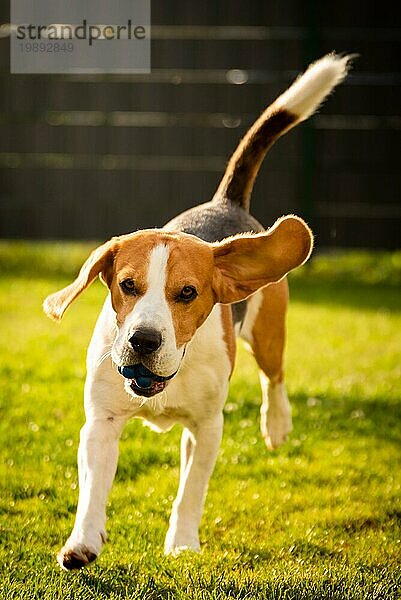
[110,390,400,483]
[289,279,401,313]
[115,448,178,483]
[237,542,342,565]
[334,509,401,535]
[77,565,175,600]
[73,561,401,600]
[293,392,401,446]
[235,391,401,448]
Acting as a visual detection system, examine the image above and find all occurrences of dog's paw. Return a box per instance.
[57,530,106,570]
[261,383,292,450]
[164,529,200,557]
[165,543,200,557]
[57,543,98,570]
[262,417,292,450]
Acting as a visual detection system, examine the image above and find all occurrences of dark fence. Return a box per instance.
[0,2,400,248]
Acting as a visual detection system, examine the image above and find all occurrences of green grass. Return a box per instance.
[0,243,400,599]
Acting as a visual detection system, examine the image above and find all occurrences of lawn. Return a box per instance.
[0,243,400,600]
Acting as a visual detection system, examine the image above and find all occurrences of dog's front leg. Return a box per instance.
[164,414,223,556]
[57,415,126,570]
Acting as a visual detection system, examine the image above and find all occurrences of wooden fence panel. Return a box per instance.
[0,2,400,248]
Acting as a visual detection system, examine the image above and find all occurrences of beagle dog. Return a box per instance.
[44,53,351,569]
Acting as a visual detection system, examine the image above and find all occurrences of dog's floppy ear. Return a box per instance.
[212,216,313,304]
[43,239,118,321]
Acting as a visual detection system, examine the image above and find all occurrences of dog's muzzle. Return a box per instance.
[118,363,177,397]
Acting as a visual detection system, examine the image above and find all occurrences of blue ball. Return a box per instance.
[119,366,137,379]
[136,376,153,389]
[118,364,156,388]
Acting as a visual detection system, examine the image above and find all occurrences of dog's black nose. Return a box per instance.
[129,329,162,355]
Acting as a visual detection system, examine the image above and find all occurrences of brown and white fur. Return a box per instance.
[43,53,352,569]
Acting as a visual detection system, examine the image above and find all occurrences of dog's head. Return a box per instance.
[43,216,312,398]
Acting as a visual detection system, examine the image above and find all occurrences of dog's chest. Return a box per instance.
[135,405,195,433]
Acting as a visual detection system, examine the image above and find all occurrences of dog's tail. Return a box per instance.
[213,53,354,211]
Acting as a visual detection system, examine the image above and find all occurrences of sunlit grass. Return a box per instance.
[0,244,400,599]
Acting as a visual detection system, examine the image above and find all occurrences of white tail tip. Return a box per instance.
[276,52,356,121]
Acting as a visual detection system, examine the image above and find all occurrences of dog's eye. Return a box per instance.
[178,285,197,302]
[120,279,137,295]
